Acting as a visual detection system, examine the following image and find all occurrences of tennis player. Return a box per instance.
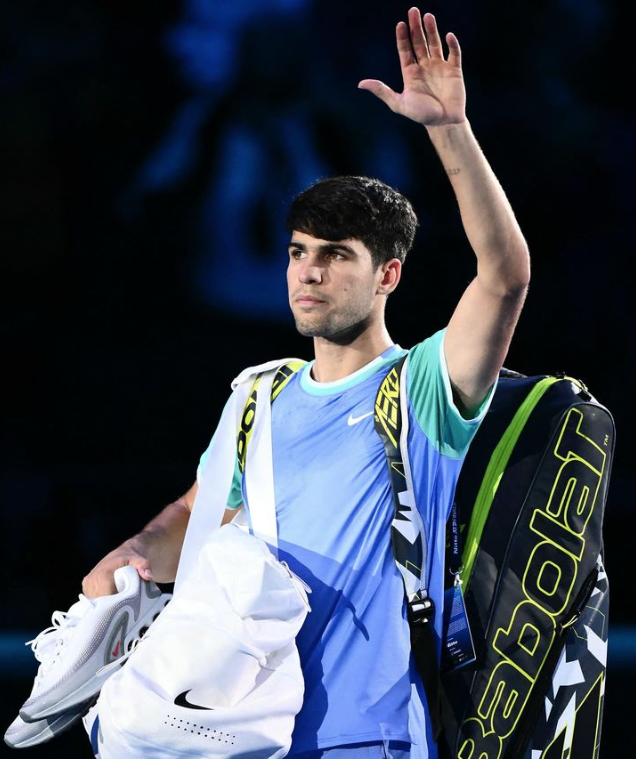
[83,9,530,758]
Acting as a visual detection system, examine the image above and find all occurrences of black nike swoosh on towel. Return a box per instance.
[174,690,216,710]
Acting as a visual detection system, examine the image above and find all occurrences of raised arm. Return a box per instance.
[359,7,530,415]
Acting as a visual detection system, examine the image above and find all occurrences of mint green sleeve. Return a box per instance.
[196,396,243,510]
[406,329,497,459]
[226,455,243,509]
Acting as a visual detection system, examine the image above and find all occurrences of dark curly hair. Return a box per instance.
[285,176,418,268]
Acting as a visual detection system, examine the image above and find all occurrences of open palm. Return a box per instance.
[359,8,466,127]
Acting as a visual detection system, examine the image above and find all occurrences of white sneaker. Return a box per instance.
[19,566,170,723]
[4,698,95,749]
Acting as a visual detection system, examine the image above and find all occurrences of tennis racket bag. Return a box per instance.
[439,371,614,759]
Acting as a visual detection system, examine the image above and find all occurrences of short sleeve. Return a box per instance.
[197,396,243,510]
[407,328,497,459]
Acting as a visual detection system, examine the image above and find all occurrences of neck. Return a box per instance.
[311,323,394,383]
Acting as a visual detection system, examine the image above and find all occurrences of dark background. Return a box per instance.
[1,0,633,756]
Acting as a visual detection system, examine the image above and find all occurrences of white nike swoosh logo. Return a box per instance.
[347,411,374,426]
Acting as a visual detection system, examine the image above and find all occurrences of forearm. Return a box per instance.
[132,499,241,581]
[83,479,239,597]
[83,495,192,597]
[130,496,192,583]
[426,120,530,294]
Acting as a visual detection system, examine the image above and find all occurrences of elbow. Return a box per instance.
[506,271,530,299]
[503,239,531,293]
[479,271,530,302]
[480,242,531,298]
[512,244,531,292]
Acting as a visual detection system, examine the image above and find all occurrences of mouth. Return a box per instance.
[295,295,327,307]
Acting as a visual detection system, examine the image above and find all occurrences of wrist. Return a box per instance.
[425,119,479,166]
[425,118,471,140]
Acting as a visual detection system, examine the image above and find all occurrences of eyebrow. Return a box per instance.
[287,240,358,256]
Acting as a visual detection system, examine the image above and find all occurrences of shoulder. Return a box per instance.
[231,357,306,390]
[406,329,495,458]
[405,330,448,408]
[407,329,446,383]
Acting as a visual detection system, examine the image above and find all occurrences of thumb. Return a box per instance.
[129,556,153,581]
[358,79,400,111]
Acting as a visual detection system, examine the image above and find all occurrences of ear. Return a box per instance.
[376,258,402,295]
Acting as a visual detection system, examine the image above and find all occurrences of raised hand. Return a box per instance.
[358,8,466,128]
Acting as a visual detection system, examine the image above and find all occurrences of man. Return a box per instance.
[83,8,530,758]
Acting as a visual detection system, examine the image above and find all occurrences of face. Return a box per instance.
[287,231,397,343]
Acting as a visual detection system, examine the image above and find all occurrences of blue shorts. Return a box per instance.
[289,741,411,759]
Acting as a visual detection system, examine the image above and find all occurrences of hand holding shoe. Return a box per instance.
[82,536,154,599]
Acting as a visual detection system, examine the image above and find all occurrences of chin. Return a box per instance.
[294,316,371,346]
[294,319,323,338]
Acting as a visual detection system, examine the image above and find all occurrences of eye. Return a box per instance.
[289,248,305,260]
[327,251,345,261]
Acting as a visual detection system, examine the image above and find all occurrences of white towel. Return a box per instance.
[86,358,310,759]
[175,358,302,587]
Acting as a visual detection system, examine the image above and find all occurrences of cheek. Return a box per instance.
[340,283,370,312]
[343,275,374,299]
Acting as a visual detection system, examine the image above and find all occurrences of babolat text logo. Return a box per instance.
[271,361,304,402]
[237,375,261,473]
[459,406,607,759]
[375,367,400,449]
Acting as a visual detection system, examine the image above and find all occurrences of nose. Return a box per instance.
[298,259,323,285]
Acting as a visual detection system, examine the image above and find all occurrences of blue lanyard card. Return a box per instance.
[441,581,476,672]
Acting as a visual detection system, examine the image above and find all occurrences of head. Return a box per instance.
[285,176,418,343]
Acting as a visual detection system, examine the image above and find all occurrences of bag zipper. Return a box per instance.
[462,377,560,591]
[506,567,599,758]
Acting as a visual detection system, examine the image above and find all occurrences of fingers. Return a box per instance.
[358,80,401,113]
[81,546,155,599]
[446,31,462,68]
[82,562,153,598]
[407,8,429,61]
[82,570,117,599]
[422,12,443,59]
[403,8,461,67]
[396,21,416,70]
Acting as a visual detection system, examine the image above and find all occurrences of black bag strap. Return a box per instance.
[374,355,442,741]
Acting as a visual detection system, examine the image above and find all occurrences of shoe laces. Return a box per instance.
[26,594,96,679]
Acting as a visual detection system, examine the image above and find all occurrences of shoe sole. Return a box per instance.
[5,698,94,748]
